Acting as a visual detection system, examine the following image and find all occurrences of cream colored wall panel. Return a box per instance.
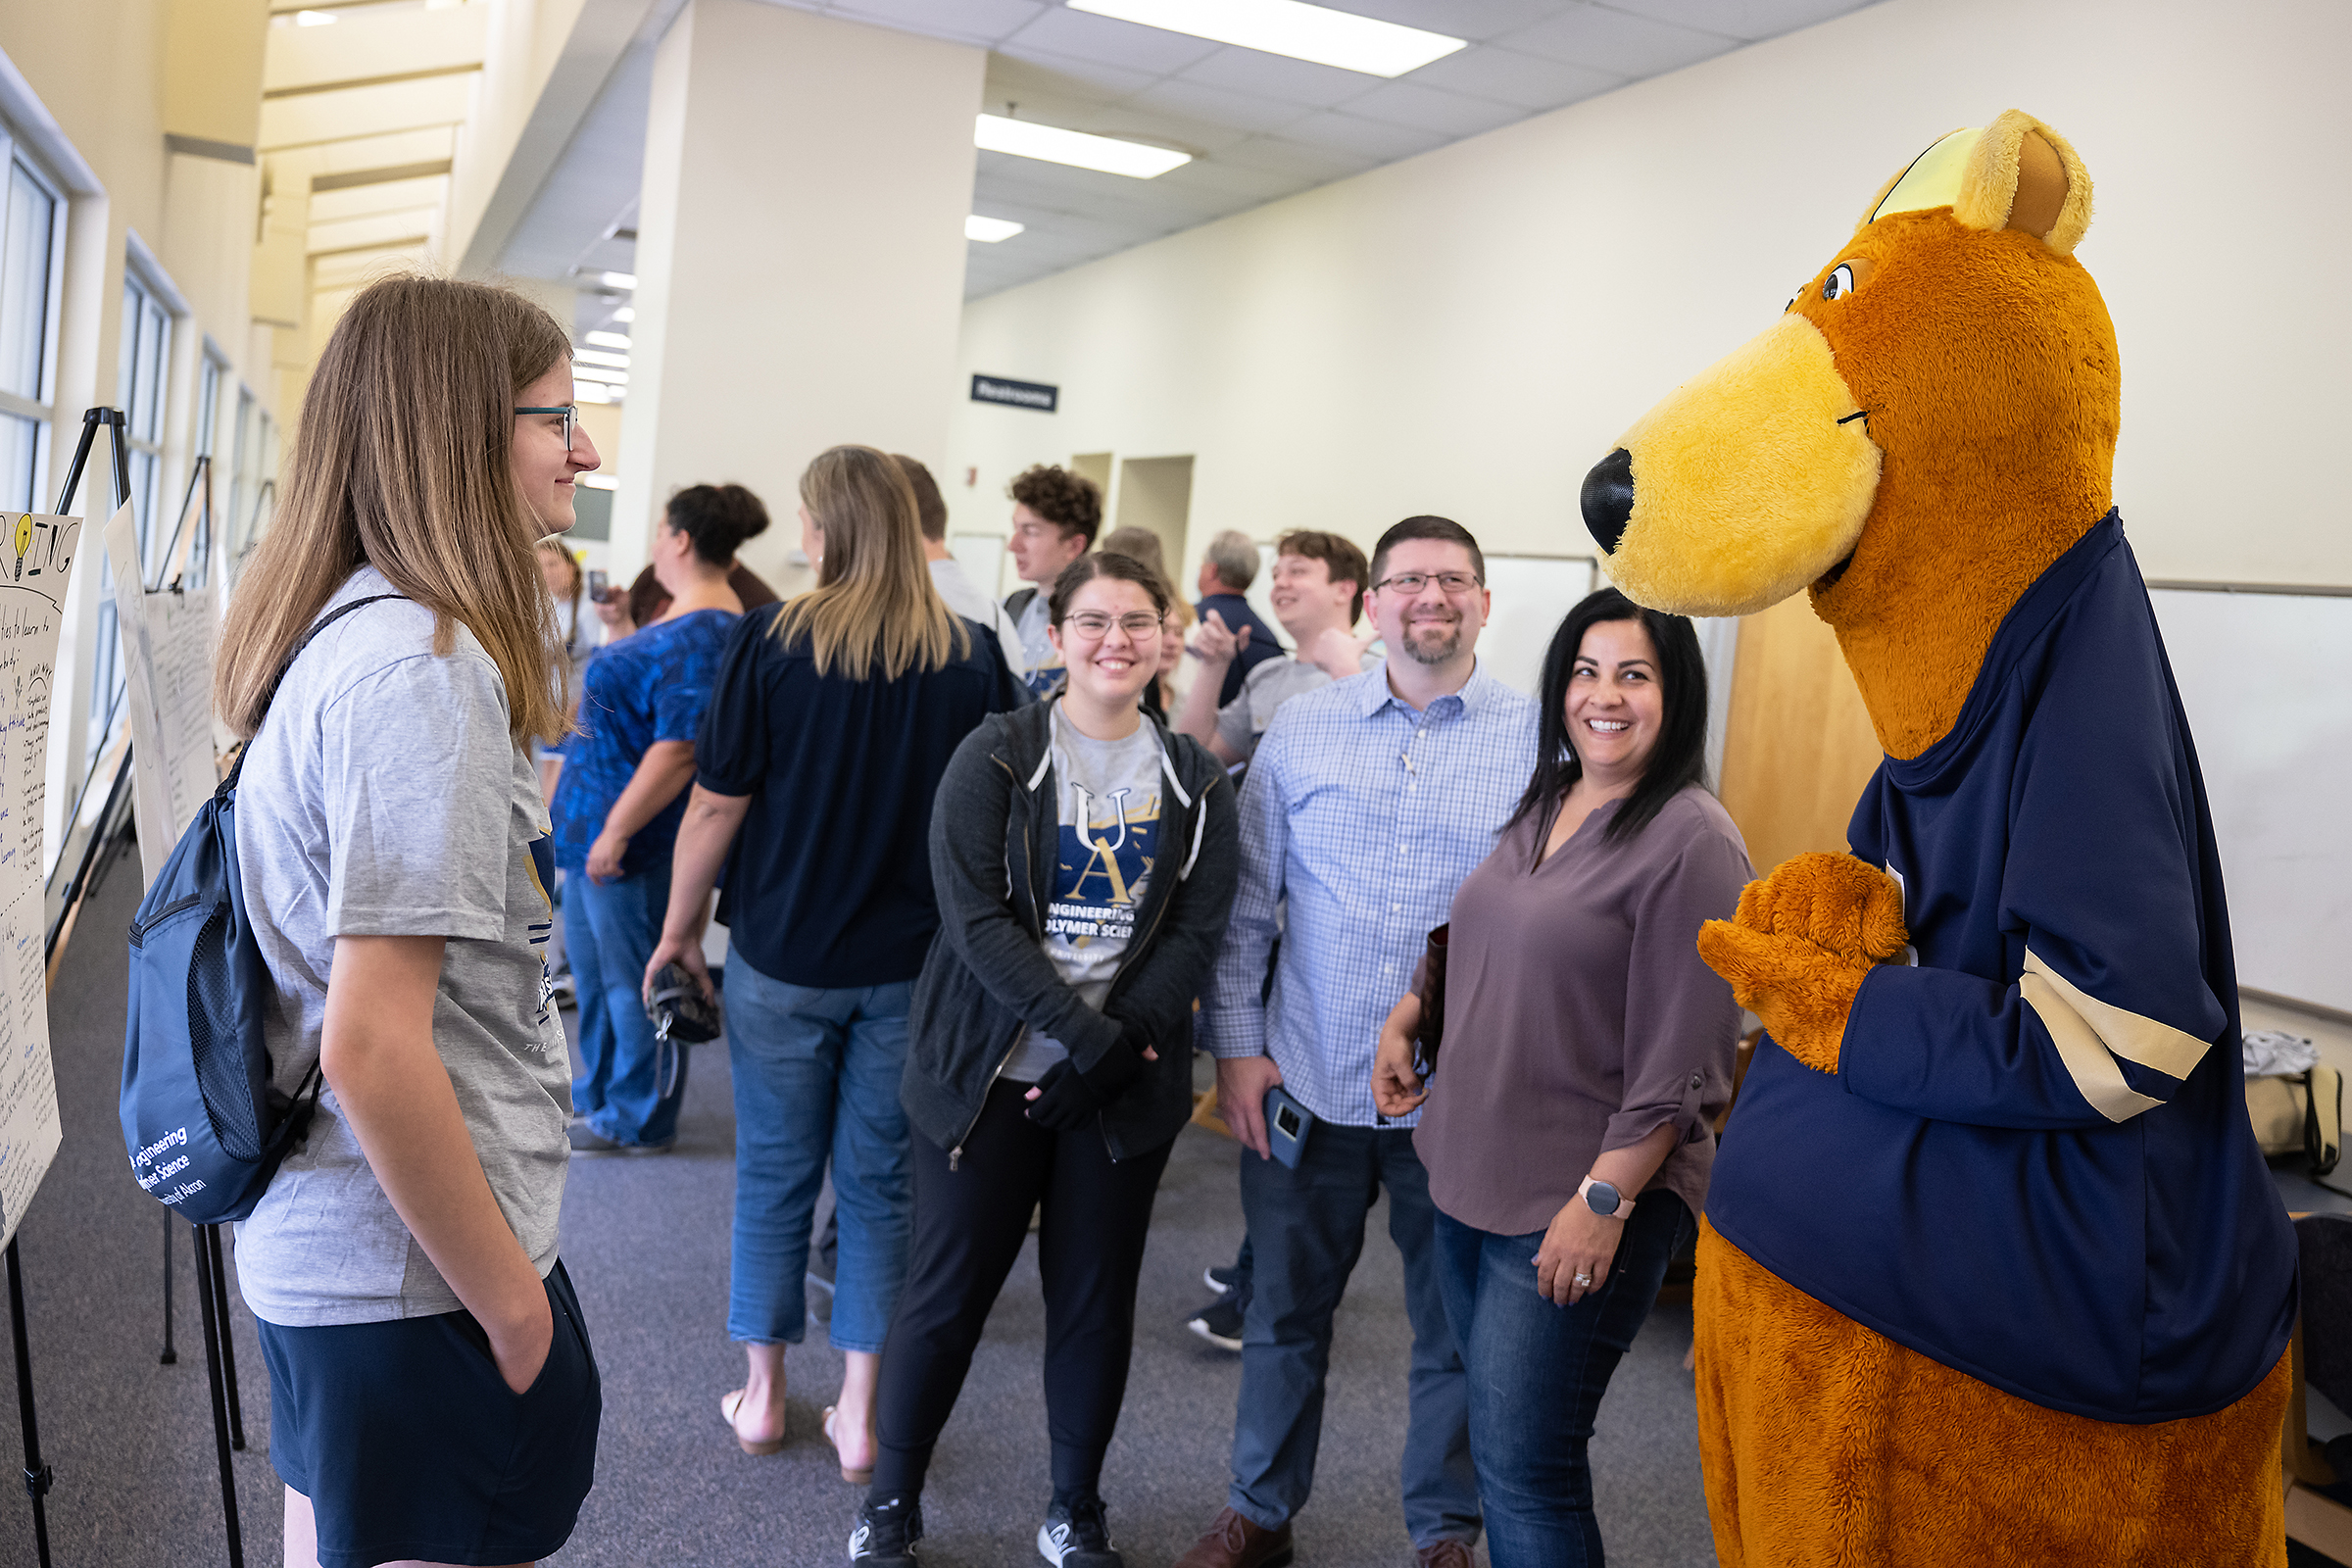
[309,173,450,224]
[264,2,488,94]
[258,73,474,151]
[307,208,437,256]
[948,0,2352,596]
[165,0,268,148]
[161,153,262,357]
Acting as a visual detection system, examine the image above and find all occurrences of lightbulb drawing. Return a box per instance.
[11,514,28,580]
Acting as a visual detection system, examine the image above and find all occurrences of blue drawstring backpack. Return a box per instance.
[121,595,403,1223]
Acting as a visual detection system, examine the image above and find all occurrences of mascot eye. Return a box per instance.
[1822,264,1858,302]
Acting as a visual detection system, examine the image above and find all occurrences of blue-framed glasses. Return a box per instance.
[514,405,579,452]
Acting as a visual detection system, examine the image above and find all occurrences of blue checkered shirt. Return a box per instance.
[1202,662,1540,1128]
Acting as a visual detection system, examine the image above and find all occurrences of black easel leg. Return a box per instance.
[190,1222,246,1568]
[161,1211,177,1364]
[204,1226,245,1448]
[6,1239,55,1568]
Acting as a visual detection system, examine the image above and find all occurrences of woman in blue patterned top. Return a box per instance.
[550,483,763,1152]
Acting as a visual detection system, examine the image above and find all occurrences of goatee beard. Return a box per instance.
[1400,623,1461,666]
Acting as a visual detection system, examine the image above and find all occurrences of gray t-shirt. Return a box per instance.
[233,566,571,1327]
[1003,706,1166,1081]
[1214,655,1339,761]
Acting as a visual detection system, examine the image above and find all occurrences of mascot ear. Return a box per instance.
[1953,109,2093,255]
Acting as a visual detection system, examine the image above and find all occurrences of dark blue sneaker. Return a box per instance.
[850,1494,922,1565]
[1039,1493,1122,1567]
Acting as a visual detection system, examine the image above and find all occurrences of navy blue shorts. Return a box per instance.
[258,1258,601,1568]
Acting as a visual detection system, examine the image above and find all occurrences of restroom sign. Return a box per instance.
[971,374,1057,413]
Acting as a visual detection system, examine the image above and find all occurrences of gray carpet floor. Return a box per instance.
[4,845,1718,1567]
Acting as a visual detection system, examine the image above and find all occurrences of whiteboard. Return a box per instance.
[1478,554,1597,698]
[2148,585,2352,1014]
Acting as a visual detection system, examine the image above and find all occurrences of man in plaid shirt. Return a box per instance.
[1178,516,1539,1568]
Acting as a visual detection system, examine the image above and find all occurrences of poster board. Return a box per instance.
[0,507,81,1250]
[104,504,220,890]
[2148,584,2352,1015]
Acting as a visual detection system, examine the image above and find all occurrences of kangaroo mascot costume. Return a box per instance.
[1579,111,2296,1565]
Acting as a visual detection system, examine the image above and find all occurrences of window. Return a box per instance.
[90,267,176,756]
[0,142,65,513]
[189,350,224,584]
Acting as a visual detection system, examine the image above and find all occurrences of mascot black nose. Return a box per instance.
[1581,449,1635,555]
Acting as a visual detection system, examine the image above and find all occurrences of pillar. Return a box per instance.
[612,0,984,586]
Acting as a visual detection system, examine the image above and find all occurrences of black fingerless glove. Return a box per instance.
[1025,1025,1152,1131]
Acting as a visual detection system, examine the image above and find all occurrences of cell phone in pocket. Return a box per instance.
[1264,1085,1314,1169]
[586,568,611,603]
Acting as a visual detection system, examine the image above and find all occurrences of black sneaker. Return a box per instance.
[1038,1494,1122,1567]
[1187,1294,1244,1352]
[849,1494,922,1565]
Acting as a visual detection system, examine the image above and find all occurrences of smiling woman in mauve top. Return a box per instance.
[1371,587,1752,1568]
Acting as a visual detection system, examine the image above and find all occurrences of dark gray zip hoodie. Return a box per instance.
[905,699,1240,1164]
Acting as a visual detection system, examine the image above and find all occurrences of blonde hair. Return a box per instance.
[216,276,572,744]
[536,537,583,600]
[769,445,968,680]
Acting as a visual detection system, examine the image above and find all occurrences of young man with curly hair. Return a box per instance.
[1002,464,1102,695]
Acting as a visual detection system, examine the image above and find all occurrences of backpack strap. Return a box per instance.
[220,594,408,796]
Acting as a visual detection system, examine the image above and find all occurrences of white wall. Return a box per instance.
[946,0,2352,596]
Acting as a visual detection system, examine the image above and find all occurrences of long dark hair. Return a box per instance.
[1507,587,1710,856]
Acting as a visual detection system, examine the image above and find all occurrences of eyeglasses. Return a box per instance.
[1061,612,1165,640]
[514,405,580,453]
[1372,571,1483,596]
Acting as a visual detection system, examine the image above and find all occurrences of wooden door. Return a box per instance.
[1717,593,1886,875]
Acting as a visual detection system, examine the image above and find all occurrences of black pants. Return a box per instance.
[873,1080,1175,1498]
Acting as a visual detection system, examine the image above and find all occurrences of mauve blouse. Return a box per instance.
[1411,785,1752,1237]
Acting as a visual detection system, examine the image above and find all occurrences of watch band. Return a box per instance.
[1579,1175,1635,1220]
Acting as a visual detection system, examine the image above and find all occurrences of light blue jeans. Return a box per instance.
[722,946,913,1354]
[568,860,688,1149]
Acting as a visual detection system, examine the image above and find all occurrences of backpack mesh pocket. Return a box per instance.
[187,905,262,1162]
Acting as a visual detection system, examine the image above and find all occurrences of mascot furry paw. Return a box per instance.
[1582,111,2297,1566]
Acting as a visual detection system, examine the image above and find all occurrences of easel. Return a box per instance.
[17,409,250,1568]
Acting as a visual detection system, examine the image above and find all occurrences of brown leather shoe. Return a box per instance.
[1414,1541,1475,1568]
[1174,1506,1296,1568]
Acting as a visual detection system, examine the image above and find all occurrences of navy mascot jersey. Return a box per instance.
[1706,513,2296,1422]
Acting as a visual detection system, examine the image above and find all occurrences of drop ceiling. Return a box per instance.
[502,0,1881,305]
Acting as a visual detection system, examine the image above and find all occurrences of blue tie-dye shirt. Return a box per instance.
[550,608,739,875]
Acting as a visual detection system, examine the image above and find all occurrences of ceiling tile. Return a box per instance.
[1176,46,1384,110]
[1126,76,1319,136]
[1276,111,1451,163]
[1403,44,1623,110]
[1067,104,1255,154]
[820,0,1047,45]
[1600,0,1872,42]
[1211,134,1382,182]
[1498,3,1739,75]
[1002,7,1225,74]
[987,49,1160,105]
[1342,79,1528,137]
[1332,0,1582,43]
[1149,158,1316,203]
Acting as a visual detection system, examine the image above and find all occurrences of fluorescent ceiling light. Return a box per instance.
[577,472,620,489]
[975,114,1189,178]
[575,383,619,405]
[598,270,637,290]
[574,348,628,368]
[584,330,631,349]
[1068,0,1463,77]
[965,215,1025,243]
[294,10,338,24]
[612,306,635,323]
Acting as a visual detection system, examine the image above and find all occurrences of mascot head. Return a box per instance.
[1580,111,2119,758]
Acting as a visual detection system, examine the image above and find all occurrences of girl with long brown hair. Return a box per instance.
[220,275,603,1568]
[644,444,1024,1481]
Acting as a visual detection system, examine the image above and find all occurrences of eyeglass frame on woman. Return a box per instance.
[514,405,580,453]
[1061,611,1166,640]
[1370,570,1484,597]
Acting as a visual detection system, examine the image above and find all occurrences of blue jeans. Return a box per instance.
[568,861,688,1149]
[1232,1122,1480,1550]
[722,948,913,1354]
[1433,1192,1695,1568]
